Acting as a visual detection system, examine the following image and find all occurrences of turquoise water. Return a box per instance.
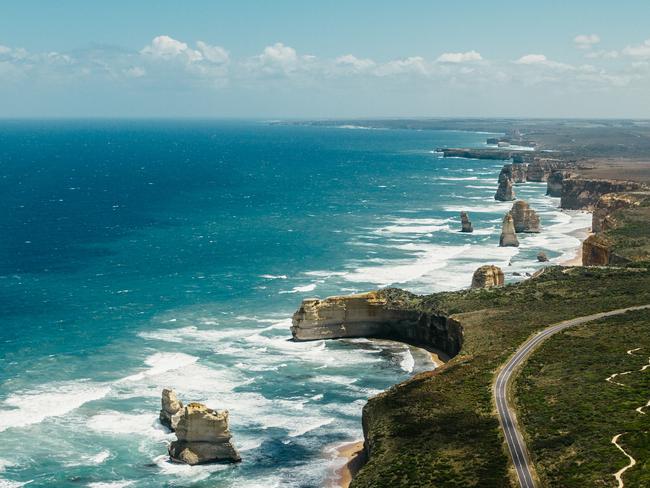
[0,121,589,488]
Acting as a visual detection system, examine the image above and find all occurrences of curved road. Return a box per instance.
[494,304,650,488]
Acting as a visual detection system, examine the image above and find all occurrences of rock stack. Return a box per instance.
[499,213,519,247]
[511,163,528,183]
[495,166,516,201]
[161,390,241,465]
[460,211,473,233]
[160,388,183,431]
[510,200,541,233]
[471,265,504,289]
[537,252,549,262]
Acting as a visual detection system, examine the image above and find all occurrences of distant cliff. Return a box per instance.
[560,178,647,210]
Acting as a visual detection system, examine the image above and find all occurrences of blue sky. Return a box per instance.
[1,0,650,117]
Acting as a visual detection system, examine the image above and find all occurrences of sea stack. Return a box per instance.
[537,251,549,262]
[161,390,241,465]
[510,200,541,233]
[460,211,473,233]
[160,388,183,431]
[471,265,504,288]
[495,166,516,201]
[511,163,528,183]
[499,213,519,247]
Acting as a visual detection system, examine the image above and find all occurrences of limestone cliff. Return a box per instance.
[592,192,646,233]
[160,388,183,431]
[168,402,241,465]
[581,234,632,266]
[471,265,504,288]
[560,178,647,210]
[526,158,574,182]
[511,163,528,183]
[499,213,519,247]
[546,170,574,197]
[291,290,463,357]
[510,200,541,233]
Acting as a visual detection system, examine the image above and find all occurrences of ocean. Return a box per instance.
[0,120,589,488]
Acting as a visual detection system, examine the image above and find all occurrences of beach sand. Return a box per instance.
[561,226,592,266]
[327,440,366,488]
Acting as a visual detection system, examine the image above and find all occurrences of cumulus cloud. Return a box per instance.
[623,39,650,59]
[335,54,375,71]
[196,41,229,64]
[375,56,428,76]
[515,54,573,71]
[140,35,202,62]
[574,34,601,49]
[436,50,482,63]
[585,50,619,59]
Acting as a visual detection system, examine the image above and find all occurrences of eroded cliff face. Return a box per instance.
[546,170,575,197]
[581,234,632,266]
[592,192,646,233]
[495,166,515,201]
[526,158,574,182]
[291,290,463,357]
[471,265,504,288]
[561,178,647,210]
[510,200,541,233]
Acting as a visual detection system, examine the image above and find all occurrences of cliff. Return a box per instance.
[291,290,463,358]
[546,170,575,197]
[438,148,517,160]
[526,158,575,182]
[560,178,647,210]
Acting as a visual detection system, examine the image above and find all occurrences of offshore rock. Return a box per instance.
[510,200,541,233]
[291,290,464,356]
[537,252,549,262]
[499,213,519,247]
[160,388,183,431]
[460,211,473,233]
[495,166,516,201]
[169,403,241,465]
[471,265,504,289]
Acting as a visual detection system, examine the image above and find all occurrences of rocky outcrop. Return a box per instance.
[537,252,549,262]
[168,402,241,465]
[592,192,647,233]
[495,166,516,201]
[526,158,574,182]
[438,148,516,160]
[510,200,541,233]
[511,163,528,183]
[499,213,519,247]
[460,211,473,233]
[291,290,463,357]
[546,170,574,197]
[160,388,183,431]
[560,178,647,210]
[471,265,504,288]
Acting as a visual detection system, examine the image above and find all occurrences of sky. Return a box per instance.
[1,0,650,118]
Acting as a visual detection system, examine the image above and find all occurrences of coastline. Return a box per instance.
[560,226,592,266]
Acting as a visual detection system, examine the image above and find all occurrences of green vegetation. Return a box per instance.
[350,266,650,488]
[514,310,650,487]
[605,194,650,262]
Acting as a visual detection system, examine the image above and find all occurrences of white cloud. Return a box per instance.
[623,39,650,59]
[335,54,375,71]
[585,50,619,59]
[375,56,428,76]
[140,35,202,62]
[516,54,549,65]
[123,66,146,78]
[196,41,229,64]
[574,34,600,49]
[436,50,482,63]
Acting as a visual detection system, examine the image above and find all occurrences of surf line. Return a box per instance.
[607,347,650,487]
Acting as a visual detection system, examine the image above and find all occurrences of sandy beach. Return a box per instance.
[561,226,592,266]
[326,440,366,488]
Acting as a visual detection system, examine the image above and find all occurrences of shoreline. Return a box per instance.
[560,226,592,266]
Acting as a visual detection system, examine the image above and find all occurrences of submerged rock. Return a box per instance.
[499,213,519,247]
[510,200,541,233]
[460,211,473,233]
[495,166,516,201]
[160,388,183,431]
[537,252,549,262]
[471,265,504,289]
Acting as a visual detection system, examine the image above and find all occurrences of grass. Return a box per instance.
[605,194,650,262]
[514,309,650,487]
[349,266,650,488]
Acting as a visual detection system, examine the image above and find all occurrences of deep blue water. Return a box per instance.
[0,121,589,488]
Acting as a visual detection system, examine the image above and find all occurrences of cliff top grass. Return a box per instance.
[514,309,650,487]
[352,266,650,488]
[604,193,650,262]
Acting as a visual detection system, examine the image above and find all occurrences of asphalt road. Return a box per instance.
[494,304,650,488]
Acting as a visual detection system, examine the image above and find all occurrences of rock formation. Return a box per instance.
[592,192,646,233]
[499,213,519,247]
[460,211,473,233]
[537,252,549,262]
[438,148,515,160]
[510,200,541,233]
[291,290,463,356]
[471,265,504,289]
[511,163,528,183]
[168,402,241,465]
[546,170,574,197]
[160,388,183,431]
[495,166,516,201]
[526,158,574,182]
[560,178,647,210]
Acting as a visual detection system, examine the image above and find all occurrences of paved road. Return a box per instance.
[494,304,650,488]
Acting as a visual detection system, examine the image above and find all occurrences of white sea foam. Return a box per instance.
[0,381,110,432]
[87,482,134,488]
[443,203,511,213]
[154,454,229,481]
[119,352,199,382]
[279,283,318,294]
[399,349,415,373]
[0,481,32,488]
[259,274,288,279]
[87,412,170,440]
